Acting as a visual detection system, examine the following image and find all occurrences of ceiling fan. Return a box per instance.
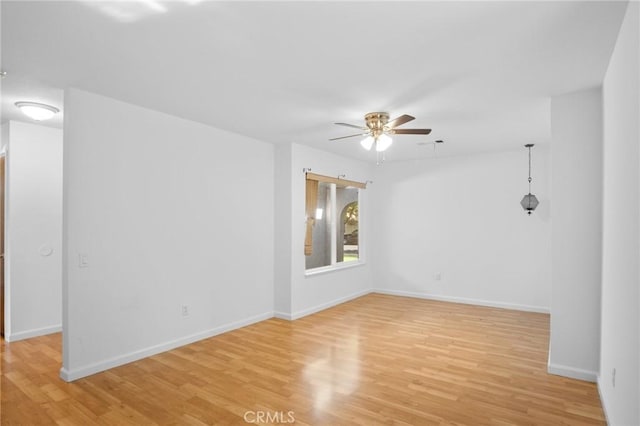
[329,112,432,152]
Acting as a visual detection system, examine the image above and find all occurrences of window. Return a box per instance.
[304,173,365,271]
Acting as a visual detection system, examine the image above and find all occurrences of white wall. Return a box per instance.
[600,2,639,424]
[371,149,551,313]
[549,87,603,382]
[273,143,293,315]
[2,121,63,341]
[62,89,274,381]
[274,143,375,319]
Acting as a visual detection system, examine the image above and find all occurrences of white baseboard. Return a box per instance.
[371,289,550,314]
[273,311,293,320]
[596,375,611,424]
[5,324,62,342]
[60,311,274,382]
[287,288,370,321]
[547,363,598,382]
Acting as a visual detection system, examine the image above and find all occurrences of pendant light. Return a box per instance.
[520,143,539,215]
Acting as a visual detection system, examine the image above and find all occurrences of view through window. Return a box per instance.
[305,174,363,271]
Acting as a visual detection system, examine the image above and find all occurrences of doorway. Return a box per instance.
[1,154,5,337]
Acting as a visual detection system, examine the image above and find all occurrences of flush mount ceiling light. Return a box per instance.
[15,101,60,121]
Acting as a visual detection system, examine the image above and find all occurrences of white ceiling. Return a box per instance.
[1,1,627,162]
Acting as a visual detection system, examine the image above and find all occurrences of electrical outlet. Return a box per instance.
[612,367,616,388]
[434,272,442,281]
[181,304,189,317]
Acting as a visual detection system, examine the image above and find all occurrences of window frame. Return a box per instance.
[304,173,365,276]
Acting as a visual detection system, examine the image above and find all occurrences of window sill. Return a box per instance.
[305,261,366,277]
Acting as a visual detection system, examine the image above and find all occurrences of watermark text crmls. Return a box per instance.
[243,410,295,424]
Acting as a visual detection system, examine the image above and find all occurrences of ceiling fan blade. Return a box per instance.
[393,128,432,135]
[387,114,415,128]
[335,122,368,130]
[329,133,368,141]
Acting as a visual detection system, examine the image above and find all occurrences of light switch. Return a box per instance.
[78,253,89,268]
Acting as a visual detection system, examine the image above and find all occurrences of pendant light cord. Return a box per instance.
[528,145,532,193]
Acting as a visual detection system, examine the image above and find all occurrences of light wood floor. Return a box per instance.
[1,294,604,425]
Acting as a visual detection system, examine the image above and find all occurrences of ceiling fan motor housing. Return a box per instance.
[365,112,390,136]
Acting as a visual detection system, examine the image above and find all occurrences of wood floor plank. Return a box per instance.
[1,294,605,425]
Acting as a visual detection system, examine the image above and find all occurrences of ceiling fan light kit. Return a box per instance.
[330,111,432,160]
[360,136,374,151]
[375,133,393,152]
